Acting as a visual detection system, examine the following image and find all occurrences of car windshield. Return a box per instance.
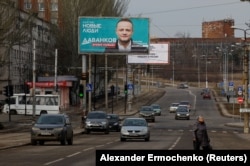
[177,108,188,112]
[172,103,179,107]
[107,114,118,120]
[140,107,153,112]
[37,115,64,124]
[151,105,160,109]
[123,119,147,126]
[87,113,106,119]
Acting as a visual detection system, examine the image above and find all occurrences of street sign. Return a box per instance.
[127,84,133,90]
[229,81,234,86]
[238,97,243,104]
[240,108,250,113]
[86,84,92,92]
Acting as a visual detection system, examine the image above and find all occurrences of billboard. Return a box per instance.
[127,43,170,64]
[78,17,149,54]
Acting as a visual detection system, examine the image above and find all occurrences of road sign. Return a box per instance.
[229,81,234,86]
[127,84,133,90]
[238,97,243,104]
[86,84,92,92]
[240,108,250,113]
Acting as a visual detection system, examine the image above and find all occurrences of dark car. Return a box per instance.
[203,92,211,99]
[139,106,155,122]
[107,113,121,132]
[31,114,73,145]
[175,107,190,120]
[84,111,109,134]
[150,103,162,116]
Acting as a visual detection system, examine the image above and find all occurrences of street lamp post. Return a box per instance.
[231,26,250,134]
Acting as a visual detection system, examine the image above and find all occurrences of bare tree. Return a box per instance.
[52,0,129,75]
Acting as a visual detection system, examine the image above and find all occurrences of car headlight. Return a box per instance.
[101,121,107,125]
[187,114,190,116]
[32,127,40,131]
[113,122,118,125]
[54,127,64,131]
[177,113,180,116]
[121,128,129,134]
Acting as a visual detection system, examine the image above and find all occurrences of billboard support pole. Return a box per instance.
[105,54,108,110]
[88,54,92,112]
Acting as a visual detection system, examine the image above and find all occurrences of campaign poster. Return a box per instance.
[127,43,170,64]
[78,17,149,54]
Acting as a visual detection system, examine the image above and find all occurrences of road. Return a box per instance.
[0,86,249,166]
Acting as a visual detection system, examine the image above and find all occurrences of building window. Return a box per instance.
[39,3,45,11]
[51,3,58,11]
[24,2,32,9]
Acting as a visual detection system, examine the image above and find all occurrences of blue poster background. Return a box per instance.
[78,17,149,54]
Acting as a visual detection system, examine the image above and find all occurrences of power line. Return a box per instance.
[131,1,241,16]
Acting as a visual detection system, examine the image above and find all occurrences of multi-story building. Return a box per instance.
[17,0,60,25]
[202,18,235,38]
[0,2,55,100]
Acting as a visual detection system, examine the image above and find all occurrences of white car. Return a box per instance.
[169,103,179,113]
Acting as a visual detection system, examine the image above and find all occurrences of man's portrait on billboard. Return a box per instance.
[105,18,148,53]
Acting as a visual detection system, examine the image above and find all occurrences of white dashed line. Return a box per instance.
[44,158,64,165]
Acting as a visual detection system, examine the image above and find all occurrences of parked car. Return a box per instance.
[203,92,211,99]
[175,107,190,120]
[179,101,191,111]
[107,113,122,132]
[120,117,150,142]
[31,114,73,145]
[169,103,179,113]
[84,111,109,134]
[177,83,189,89]
[150,103,162,116]
[139,106,155,122]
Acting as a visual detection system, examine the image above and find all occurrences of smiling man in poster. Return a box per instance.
[78,17,149,54]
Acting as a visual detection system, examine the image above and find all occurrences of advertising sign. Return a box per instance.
[127,43,169,64]
[78,17,149,54]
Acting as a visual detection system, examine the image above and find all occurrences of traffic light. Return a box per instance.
[110,85,115,96]
[24,84,30,94]
[3,85,13,97]
[79,84,84,98]
[124,84,128,94]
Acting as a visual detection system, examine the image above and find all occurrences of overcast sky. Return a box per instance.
[125,0,250,38]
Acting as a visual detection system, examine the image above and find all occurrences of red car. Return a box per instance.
[203,92,211,99]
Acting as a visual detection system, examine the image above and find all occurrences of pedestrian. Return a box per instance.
[193,115,212,150]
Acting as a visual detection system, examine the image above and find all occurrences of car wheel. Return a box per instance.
[39,141,44,145]
[31,139,37,145]
[85,129,90,134]
[120,138,126,142]
[67,135,73,145]
[60,134,67,145]
[152,119,155,122]
[104,129,109,134]
[145,137,150,142]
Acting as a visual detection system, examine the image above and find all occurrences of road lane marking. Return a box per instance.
[44,158,64,165]
[67,152,81,158]
[168,136,181,150]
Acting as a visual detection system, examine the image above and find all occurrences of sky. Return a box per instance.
[125,0,250,38]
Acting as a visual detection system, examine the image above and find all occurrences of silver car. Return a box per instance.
[120,118,150,142]
[31,114,73,145]
[84,111,109,134]
[169,103,179,113]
